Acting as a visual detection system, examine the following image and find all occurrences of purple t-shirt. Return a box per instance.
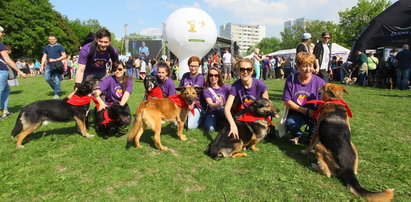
[179,72,204,87]
[230,78,268,107]
[158,77,176,97]
[78,42,119,74]
[282,73,325,107]
[203,84,231,113]
[97,75,133,104]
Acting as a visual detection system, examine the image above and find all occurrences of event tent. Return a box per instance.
[266,43,350,60]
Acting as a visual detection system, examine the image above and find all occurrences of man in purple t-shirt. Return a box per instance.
[282,52,325,145]
[75,29,119,89]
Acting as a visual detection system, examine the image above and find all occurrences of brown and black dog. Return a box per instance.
[11,80,98,148]
[206,98,280,159]
[303,83,394,202]
[128,86,202,150]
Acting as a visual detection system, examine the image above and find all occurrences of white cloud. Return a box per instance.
[140,27,162,36]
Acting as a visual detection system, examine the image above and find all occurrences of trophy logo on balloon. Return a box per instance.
[163,8,217,79]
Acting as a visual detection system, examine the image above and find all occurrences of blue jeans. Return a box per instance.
[203,108,226,132]
[0,70,10,111]
[285,110,315,139]
[126,68,133,76]
[44,65,62,95]
[396,68,411,90]
[358,71,367,86]
[186,108,203,130]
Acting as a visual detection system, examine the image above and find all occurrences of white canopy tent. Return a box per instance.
[267,43,351,61]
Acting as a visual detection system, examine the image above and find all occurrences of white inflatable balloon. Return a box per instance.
[163,7,217,79]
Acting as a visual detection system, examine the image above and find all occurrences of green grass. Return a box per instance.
[0,76,410,201]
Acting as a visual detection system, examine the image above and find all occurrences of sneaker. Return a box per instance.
[53,94,60,99]
[289,137,299,145]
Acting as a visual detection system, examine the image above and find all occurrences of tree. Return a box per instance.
[280,20,339,50]
[244,37,282,56]
[338,0,392,48]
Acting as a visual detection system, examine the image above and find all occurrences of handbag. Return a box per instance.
[278,73,295,138]
[0,58,16,80]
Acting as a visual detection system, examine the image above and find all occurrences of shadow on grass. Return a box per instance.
[10,90,23,95]
[377,94,411,98]
[45,90,69,97]
[125,123,179,150]
[8,105,24,114]
[21,126,79,146]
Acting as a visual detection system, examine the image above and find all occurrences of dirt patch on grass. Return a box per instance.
[185,185,205,192]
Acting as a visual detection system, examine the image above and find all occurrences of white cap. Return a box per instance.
[301,33,311,40]
[0,26,4,32]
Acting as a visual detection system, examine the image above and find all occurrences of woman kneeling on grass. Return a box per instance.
[281,52,325,145]
[224,58,269,139]
[157,62,175,97]
[95,60,133,135]
[203,67,231,132]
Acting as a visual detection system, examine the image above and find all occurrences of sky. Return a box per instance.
[49,0,396,40]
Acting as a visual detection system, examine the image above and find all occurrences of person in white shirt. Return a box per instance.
[313,32,332,83]
[222,49,232,82]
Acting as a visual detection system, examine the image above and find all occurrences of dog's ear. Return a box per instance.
[325,85,336,98]
[194,86,203,93]
[175,87,185,92]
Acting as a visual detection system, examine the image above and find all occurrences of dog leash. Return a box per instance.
[306,99,352,119]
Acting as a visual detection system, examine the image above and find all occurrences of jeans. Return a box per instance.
[126,68,133,76]
[254,64,260,79]
[396,68,411,90]
[0,70,10,111]
[203,108,226,132]
[44,65,62,96]
[358,71,367,86]
[186,108,203,130]
[285,110,315,139]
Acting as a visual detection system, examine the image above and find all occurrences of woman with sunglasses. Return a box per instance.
[157,62,175,97]
[224,58,269,139]
[179,56,205,129]
[95,60,133,112]
[203,67,231,132]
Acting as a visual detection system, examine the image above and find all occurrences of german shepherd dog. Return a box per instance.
[206,98,280,159]
[144,75,163,100]
[94,103,131,139]
[11,80,98,148]
[303,83,394,202]
[128,86,202,150]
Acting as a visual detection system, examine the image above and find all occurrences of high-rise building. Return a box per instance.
[220,23,266,55]
[284,18,311,30]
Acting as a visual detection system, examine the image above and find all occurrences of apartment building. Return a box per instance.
[220,23,266,55]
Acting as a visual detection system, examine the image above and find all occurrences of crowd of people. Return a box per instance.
[1,25,410,145]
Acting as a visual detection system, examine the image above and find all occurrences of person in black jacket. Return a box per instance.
[313,32,332,83]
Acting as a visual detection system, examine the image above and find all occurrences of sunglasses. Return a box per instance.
[239,67,253,73]
[114,68,123,72]
[208,74,219,78]
[323,37,330,39]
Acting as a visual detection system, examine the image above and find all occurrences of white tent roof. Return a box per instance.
[267,43,350,58]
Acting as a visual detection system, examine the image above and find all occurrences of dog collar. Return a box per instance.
[306,99,352,118]
[67,95,99,108]
[168,94,196,115]
[237,112,274,126]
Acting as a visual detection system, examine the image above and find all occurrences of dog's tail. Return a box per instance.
[341,169,394,201]
[11,111,24,137]
[127,106,144,145]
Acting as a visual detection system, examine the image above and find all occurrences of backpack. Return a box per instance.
[82,32,117,64]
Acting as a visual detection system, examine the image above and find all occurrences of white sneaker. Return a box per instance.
[53,95,60,99]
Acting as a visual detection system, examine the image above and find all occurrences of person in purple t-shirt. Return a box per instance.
[75,29,119,87]
[282,52,325,145]
[225,58,269,139]
[179,56,205,129]
[157,62,175,97]
[203,67,231,132]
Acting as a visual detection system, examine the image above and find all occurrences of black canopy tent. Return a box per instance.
[349,0,411,61]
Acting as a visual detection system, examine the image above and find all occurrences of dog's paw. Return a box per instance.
[301,150,310,155]
[179,135,188,141]
[251,146,260,151]
[159,146,169,151]
[16,144,25,149]
[84,134,94,138]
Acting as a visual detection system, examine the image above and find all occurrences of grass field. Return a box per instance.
[0,76,410,201]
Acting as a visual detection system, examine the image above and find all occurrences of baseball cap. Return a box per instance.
[301,33,311,40]
[0,26,4,32]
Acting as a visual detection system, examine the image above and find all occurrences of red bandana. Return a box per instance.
[237,112,274,126]
[146,87,164,100]
[168,94,196,115]
[306,99,352,119]
[67,95,99,108]
[101,109,114,126]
